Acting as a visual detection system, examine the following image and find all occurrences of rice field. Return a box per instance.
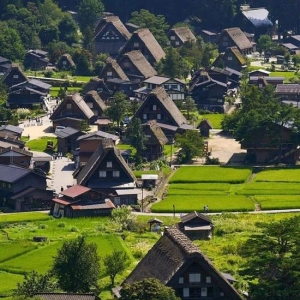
[254,168,300,182]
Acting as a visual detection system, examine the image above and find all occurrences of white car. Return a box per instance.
[55,126,65,133]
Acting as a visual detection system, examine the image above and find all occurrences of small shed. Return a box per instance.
[177,211,213,240]
[148,217,163,232]
[141,174,158,189]
[198,119,213,137]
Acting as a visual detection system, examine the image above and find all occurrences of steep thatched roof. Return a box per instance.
[76,138,137,186]
[169,27,196,43]
[58,54,76,67]
[84,90,107,112]
[99,57,129,81]
[218,27,253,51]
[2,63,28,84]
[123,227,242,300]
[142,120,168,146]
[119,50,157,79]
[134,86,187,127]
[95,15,131,40]
[82,78,110,96]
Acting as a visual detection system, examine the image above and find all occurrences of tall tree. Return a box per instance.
[103,250,128,286]
[241,216,300,300]
[129,9,169,46]
[51,236,100,293]
[126,118,147,163]
[58,13,79,45]
[121,278,180,300]
[106,92,128,127]
[158,47,182,78]
[77,0,104,32]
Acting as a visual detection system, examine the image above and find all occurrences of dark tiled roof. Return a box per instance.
[71,199,115,210]
[77,130,119,142]
[28,78,52,90]
[169,27,196,43]
[55,127,80,138]
[0,164,31,182]
[120,50,157,78]
[0,124,23,134]
[35,293,98,300]
[180,211,212,224]
[123,227,242,299]
[0,146,32,157]
[275,84,300,94]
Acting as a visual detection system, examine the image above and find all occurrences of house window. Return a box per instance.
[143,113,147,120]
[123,61,130,68]
[201,288,207,297]
[153,104,157,111]
[107,71,112,76]
[99,171,106,177]
[223,42,228,46]
[175,41,180,46]
[157,113,161,120]
[171,84,178,90]
[63,61,67,65]
[183,288,189,297]
[13,75,19,79]
[189,273,201,283]
[228,56,232,60]
[179,277,184,284]
[67,103,72,109]
[87,102,93,108]
[134,42,139,47]
[164,84,169,89]
[167,41,170,45]
[220,292,225,297]
[206,276,211,283]
[223,36,228,41]
[113,170,120,177]
[171,36,176,40]
[107,161,112,168]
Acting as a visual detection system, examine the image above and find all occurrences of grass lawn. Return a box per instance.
[26,137,57,152]
[269,71,296,82]
[116,143,136,156]
[0,271,24,296]
[151,194,255,213]
[198,113,224,129]
[254,168,300,182]
[50,87,82,97]
[170,166,252,184]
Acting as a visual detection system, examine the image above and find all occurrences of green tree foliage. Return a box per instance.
[106,92,128,127]
[58,13,79,46]
[222,85,299,163]
[0,21,25,61]
[51,236,101,293]
[182,96,197,120]
[121,278,180,300]
[73,49,92,75]
[126,118,147,164]
[257,35,275,55]
[39,0,64,26]
[241,216,300,300]
[46,41,72,64]
[129,9,169,46]
[16,271,57,297]
[175,130,204,162]
[104,250,128,286]
[77,0,104,32]
[157,47,182,78]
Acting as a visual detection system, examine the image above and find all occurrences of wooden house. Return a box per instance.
[55,127,84,155]
[24,49,49,70]
[0,164,51,211]
[0,125,23,138]
[94,117,113,132]
[51,185,115,218]
[135,76,186,101]
[234,5,273,39]
[199,30,219,44]
[216,27,254,55]
[212,47,247,72]
[120,227,242,300]
[75,131,119,167]
[241,123,300,164]
[117,50,157,82]
[167,27,196,47]
[82,78,111,100]
[0,147,32,168]
[178,211,213,240]
[94,15,131,57]
[133,86,189,141]
[50,93,95,130]
[189,75,228,113]
[75,138,139,206]
[141,120,168,161]
[84,90,107,117]
[0,56,11,75]
[249,76,285,87]
[2,63,28,88]
[56,54,76,71]
[208,67,241,88]
[275,84,300,106]
[198,119,213,137]
[0,132,25,150]
[99,57,129,81]
[105,78,140,97]
[248,69,270,78]
[117,28,165,66]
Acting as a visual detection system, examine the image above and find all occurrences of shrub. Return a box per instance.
[38,224,47,229]
[57,222,65,228]
[70,227,79,232]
